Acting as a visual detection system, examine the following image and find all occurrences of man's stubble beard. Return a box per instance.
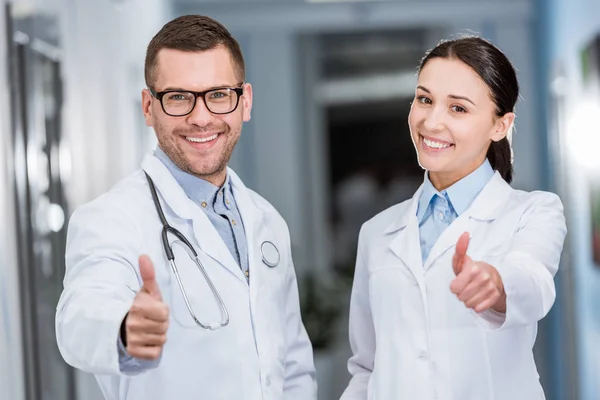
[154,120,240,181]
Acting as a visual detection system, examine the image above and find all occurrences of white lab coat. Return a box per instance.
[55,154,317,400]
[340,172,566,400]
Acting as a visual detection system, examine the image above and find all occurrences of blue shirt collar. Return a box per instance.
[416,159,494,222]
[417,177,439,222]
[154,146,231,206]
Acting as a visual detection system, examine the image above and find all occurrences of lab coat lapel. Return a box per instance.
[386,187,425,285]
[422,211,477,272]
[423,172,512,271]
[227,168,265,316]
[142,155,246,284]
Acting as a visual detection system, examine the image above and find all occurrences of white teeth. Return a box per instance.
[423,137,451,149]
[186,134,218,143]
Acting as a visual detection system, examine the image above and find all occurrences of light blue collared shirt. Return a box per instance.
[417,159,494,264]
[154,147,249,277]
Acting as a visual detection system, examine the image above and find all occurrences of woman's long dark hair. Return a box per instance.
[417,36,519,183]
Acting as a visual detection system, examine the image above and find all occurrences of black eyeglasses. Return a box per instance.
[149,84,244,117]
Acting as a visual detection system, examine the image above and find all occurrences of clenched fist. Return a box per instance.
[122,255,169,360]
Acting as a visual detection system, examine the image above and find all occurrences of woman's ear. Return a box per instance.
[491,112,515,142]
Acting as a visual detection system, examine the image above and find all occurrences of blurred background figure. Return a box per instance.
[1,0,600,399]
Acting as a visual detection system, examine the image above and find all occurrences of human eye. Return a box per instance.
[167,92,191,101]
[208,89,232,101]
[416,96,432,105]
[450,104,467,113]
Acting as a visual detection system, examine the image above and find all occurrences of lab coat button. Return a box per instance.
[418,351,427,359]
[266,377,271,386]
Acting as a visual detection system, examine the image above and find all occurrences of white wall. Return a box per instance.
[60,0,169,209]
[549,0,600,398]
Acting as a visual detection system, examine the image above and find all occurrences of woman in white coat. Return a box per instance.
[340,36,567,400]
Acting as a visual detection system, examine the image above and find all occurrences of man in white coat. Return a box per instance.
[55,14,317,400]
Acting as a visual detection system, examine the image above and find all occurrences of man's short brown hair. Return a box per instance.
[144,15,245,87]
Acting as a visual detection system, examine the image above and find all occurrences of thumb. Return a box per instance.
[453,232,470,275]
[139,255,162,300]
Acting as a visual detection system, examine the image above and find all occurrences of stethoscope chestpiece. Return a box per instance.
[261,241,280,268]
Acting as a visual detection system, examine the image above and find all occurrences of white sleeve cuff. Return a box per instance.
[471,308,506,330]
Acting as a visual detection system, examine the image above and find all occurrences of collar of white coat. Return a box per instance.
[384,171,512,233]
[141,153,254,221]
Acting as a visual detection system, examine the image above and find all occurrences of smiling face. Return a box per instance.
[142,46,253,186]
[408,57,514,190]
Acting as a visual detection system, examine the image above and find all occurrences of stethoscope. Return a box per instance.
[145,172,280,330]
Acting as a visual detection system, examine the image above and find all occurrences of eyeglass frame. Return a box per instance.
[148,83,245,117]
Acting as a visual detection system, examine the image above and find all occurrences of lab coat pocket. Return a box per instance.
[167,241,228,330]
